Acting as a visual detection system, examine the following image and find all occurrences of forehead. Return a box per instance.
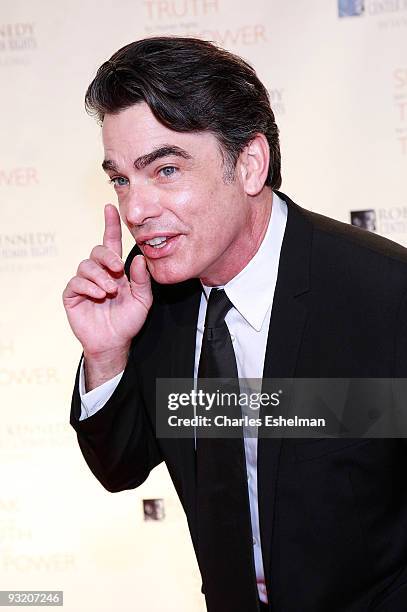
[102,102,221,161]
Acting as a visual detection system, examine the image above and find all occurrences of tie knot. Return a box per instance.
[205,289,234,329]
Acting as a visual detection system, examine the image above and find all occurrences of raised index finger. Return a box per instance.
[103,204,122,258]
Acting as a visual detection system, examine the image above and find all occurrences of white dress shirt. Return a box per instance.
[79,192,288,604]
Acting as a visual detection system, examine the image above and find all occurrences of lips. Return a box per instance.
[139,234,182,259]
[136,232,180,245]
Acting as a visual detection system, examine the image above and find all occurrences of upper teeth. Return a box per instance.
[145,236,167,246]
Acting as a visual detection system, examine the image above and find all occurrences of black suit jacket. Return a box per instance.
[71,192,407,612]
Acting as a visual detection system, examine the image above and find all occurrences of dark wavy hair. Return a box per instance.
[85,36,281,189]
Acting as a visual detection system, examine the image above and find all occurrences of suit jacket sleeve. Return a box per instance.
[70,345,163,492]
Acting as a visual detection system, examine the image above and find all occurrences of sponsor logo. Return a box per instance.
[0,422,70,451]
[2,552,75,572]
[0,232,58,260]
[144,0,219,19]
[143,0,267,45]
[0,23,37,67]
[183,24,267,45]
[338,0,365,17]
[351,206,407,240]
[350,209,377,231]
[368,0,407,15]
[338,0,407,27]
[0,167,39,187]
[0,367,59,386]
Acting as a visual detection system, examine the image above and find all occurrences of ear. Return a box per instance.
[237,133,270,196]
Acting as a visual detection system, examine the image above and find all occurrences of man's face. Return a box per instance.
[102,102,254,285]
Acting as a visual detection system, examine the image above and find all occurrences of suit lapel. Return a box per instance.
[258,192,312,593]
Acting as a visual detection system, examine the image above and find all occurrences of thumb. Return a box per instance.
[129,255,153,308]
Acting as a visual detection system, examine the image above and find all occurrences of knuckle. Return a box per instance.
[71,277,82,290]
[77,259,90,274]
[63,277,77,297]
[90,244,103,259]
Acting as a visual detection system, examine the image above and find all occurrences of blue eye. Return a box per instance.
[159,166,177,177]
[109,176,129,187]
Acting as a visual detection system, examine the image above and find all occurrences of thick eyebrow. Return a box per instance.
[102,145,192,174]
[102,159,120,173]
[134,145,192,170]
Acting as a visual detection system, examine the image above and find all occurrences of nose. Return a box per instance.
[122,183,163,227]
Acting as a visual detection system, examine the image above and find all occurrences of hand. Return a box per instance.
[62,204,153,360]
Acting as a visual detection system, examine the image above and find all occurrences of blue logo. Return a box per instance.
[338,0,365,17]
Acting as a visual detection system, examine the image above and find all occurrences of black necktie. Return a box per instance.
[196,289,259,611]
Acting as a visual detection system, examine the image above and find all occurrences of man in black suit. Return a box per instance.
[63,37,407,612]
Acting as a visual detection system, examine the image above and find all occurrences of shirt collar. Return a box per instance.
[201,192,287,331]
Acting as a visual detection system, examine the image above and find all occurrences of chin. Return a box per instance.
[147,262,198,285]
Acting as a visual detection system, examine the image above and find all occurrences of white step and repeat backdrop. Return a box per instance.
[1,1,406,610]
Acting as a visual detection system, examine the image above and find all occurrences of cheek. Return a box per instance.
[189,219,228,263]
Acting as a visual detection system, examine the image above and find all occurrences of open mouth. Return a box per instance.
[140,234,182,258]
[143,236,171,249]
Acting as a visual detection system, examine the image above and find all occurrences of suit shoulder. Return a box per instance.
[276,190,407,299]
[303,207,407,266]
